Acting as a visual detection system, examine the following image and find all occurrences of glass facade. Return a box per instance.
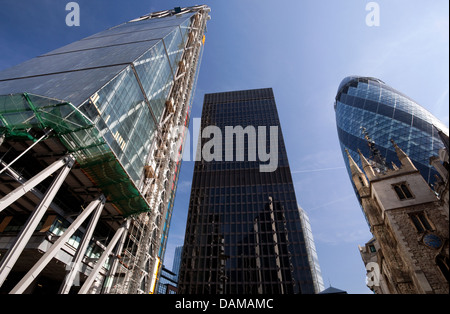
[335,76,449,205]
[178,88,322,294]
[0,11,199,217]
[172,246,183,279]
[156,266,178,294]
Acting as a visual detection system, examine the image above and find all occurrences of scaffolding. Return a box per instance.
[109,7,210,294]
[0,93,149,217]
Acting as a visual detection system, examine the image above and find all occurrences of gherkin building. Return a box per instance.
[335,76,449,206]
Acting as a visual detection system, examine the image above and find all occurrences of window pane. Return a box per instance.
[418,213,433,231]
[394,185,406,200]
[411,215,424,232]
[401,184,413,199]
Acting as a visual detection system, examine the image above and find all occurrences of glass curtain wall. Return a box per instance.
[78,18,192,186]
[335,76,448,192]
[178,88,320,294]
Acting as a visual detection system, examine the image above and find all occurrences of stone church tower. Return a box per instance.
[347,140,449,294]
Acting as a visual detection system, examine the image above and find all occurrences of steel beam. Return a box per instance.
[0,128,53,175]
[0,159,75,225]
[58,195,106,294]
[9,195,104,294]
[78,220,129,294]
[0,155,71,213]
[0,155,75,287]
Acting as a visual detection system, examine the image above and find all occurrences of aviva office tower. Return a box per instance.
[335,76,449,208]
[0,6,210,294]
[178,88,324,294]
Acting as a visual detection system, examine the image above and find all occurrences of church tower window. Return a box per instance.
[392,183,414,200]
[409,212,433,233]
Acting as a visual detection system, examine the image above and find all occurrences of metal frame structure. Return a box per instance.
[10,195,105,294]
[0,155,75,287]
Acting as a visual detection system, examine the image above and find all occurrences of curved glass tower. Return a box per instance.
[335,76,449,198]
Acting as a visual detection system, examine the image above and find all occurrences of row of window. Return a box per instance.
[204,89,274,105]
[192,166,294,186]
[192,193,297,204]
[188,208,298,224]
[339,78,428,120]
[190,183,295,195]
[179,270,314,294]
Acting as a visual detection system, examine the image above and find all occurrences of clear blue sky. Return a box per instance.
[1,0,448,294]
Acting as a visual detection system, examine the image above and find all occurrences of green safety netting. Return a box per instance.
[0,93,150,217]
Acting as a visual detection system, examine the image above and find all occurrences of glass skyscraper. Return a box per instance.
[0,6,210,294]
[172,245,183,279]
[335,76,449,206]
[178,88,323,294]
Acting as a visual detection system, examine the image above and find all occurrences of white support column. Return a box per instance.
[78,220,129,294]
[101,221,129,294]
[0,155,71,213]
[0,155,75,287]
[58,195,106,294]
[9,195,104,294]
[0,159,73,222]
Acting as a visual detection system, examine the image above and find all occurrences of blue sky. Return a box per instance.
[0,0,448,294]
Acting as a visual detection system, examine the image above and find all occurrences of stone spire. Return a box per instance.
[346,149,368,193]
[390,139,417,171]
[346,149,363,175]
[358,149,376,180]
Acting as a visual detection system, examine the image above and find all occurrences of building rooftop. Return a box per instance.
[318,286,348,294]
